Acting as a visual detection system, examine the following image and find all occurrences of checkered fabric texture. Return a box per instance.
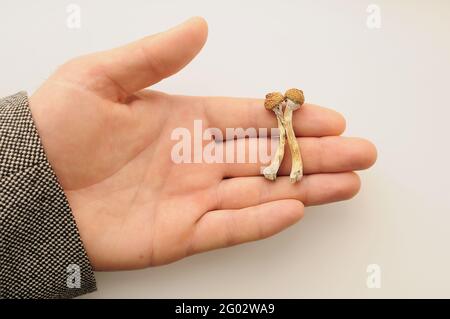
[0,92,96,298]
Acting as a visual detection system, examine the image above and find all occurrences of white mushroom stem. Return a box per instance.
[263,105,286,181]
[284,99,303,183]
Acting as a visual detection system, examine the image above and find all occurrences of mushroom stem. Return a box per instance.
[263,92,286,181]
[284,101,303,183]
[263,105,286,181]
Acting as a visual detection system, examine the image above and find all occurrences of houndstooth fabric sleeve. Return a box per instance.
[0,92,97,298]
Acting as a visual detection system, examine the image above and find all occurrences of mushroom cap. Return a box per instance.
[264,92,285,110]
[285,88,305,105]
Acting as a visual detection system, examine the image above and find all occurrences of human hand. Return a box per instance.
[29,17,377,270]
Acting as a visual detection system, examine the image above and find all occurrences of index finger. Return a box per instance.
[202,96,346,138]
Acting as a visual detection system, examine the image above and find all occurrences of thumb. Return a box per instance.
[84,17,208,99]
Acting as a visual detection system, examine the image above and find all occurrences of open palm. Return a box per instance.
[29,18,376,270]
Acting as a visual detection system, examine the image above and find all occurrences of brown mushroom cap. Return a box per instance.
[264,92,285,110]
[285,88,305,105]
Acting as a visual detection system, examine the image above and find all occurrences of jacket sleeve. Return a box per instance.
[0,92,96,298]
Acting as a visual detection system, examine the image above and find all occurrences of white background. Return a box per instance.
[1,0,450,298]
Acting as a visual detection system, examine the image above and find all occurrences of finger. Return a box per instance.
[77,17,208,100]
[202,96,346,137]
[215,172,361,210]
[188,200,304,255]
[221,136,377,177]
